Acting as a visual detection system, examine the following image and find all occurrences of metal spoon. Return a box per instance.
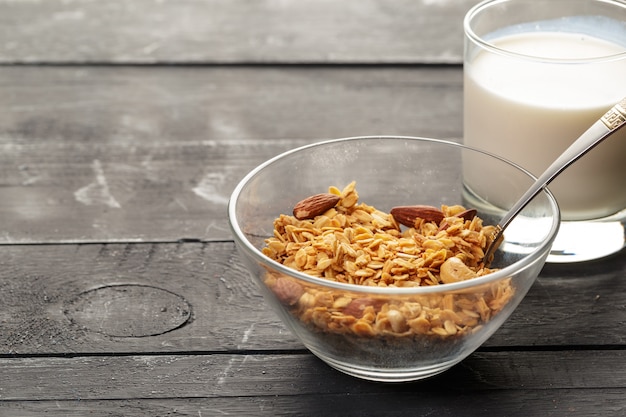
[482,96,626,264]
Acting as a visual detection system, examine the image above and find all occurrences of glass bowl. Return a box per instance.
[228,136,560,382]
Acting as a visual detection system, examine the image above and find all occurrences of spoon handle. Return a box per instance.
[486,97,626,260]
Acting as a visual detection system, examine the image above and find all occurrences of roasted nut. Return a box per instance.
[456,208,477,222]
[390,205,445,227]
[293,193,341,220]
[440,257,478,284]
[263,182,513,340]
[272,277,304,306]
[343,298,384,319]
[386,309,408,333]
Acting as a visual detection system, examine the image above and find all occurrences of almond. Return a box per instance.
[390,205,444,227]
[456,208,477,222]
[343,298,385,319]
[293,193,341,220]
[272,277,304,306]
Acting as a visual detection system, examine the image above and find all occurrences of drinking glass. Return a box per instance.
[463,0,626,262]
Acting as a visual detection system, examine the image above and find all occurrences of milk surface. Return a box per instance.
[464,31,626,220]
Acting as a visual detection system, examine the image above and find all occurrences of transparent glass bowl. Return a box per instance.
[228,136,560,382]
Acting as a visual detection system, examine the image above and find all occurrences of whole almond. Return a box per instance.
[390,205,444,227]
[272,277,304,306]
[293,193,341,220]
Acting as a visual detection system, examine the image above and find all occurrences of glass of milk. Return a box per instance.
[463,0,626,263]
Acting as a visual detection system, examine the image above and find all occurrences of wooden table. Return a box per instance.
[1,1,624,415]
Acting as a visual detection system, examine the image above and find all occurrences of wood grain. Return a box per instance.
[0,66,462,244]
[0,351,624,417]
[1,243,624,355]
[0,243,296,354]
[1,391,624,417]
[0,0,477,64]
[2,0,624,413]
[0,66,463,144]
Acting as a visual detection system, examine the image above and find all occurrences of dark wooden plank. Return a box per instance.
[498,254,626,347]
[0,243,624,355]
[0,243,299,354]
[0,66,462,144]
[1,390,624,417]
[0,351,624,416]
[0,66,462,244]
[0,0,475,64]
[0,139,297,244]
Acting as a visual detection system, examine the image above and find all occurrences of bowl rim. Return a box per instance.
[228,135,561,295]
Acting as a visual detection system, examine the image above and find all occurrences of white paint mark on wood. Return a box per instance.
[203,409,230,416]
[19,164,42,185]
[53,10,85,20]
[217,357,236,385]
[141,41,162,55]
[217,355,252,385]
[192,172,229,205]
[204,220,229,236]
[238,323,255,348]
[0,231,13,243]
[174,197,189,212]
[74,159,121,208]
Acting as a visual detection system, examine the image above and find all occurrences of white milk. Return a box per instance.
[464,32,626,221]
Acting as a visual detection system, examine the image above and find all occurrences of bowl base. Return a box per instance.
[311,349,464,383]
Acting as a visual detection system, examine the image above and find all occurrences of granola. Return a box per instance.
[262,182,514,339]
